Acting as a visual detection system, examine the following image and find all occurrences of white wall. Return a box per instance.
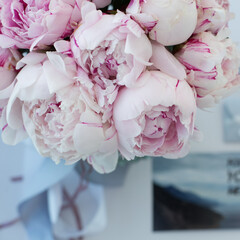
[229,0,240,43]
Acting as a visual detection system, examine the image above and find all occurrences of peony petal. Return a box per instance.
[73,123,104,155]
[1,125,28,145]
[92,0,111,9]
[125,33,152,66]
[151,41,186,81]
[90,150,118,174]
[16,52,46,70]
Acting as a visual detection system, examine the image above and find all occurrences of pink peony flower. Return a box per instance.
[175,30,240,108]
[56,2,152,122]
[4,52,118,174]
[113,70,196,160]
[92,0,111,8]
[0,47,21,141]
[126,0,198,46]
[195,0,231,34]
[0,0,85,50]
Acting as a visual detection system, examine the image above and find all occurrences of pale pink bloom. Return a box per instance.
[113,70,196,160]
[175,30,240,108]
[92,0,111,8]
[4,52,118,174]
[57,2,152,122]
[0,0,85,50]
[195,0,231,34]
[126,0,198,46]
[0,47,21,141]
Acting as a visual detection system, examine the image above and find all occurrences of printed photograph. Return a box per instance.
[153,153,240,231]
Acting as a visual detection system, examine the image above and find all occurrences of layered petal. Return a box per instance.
[0,47,22,142]
[0,0,85,49]
[195,0,231,34]
[175,30,240,108]
[113,70,196,160]
[4,51,118,174]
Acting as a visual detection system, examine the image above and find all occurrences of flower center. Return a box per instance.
[142,111,173,139]
[87,40,129,85]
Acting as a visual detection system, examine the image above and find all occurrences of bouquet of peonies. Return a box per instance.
[0,0,239,174]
